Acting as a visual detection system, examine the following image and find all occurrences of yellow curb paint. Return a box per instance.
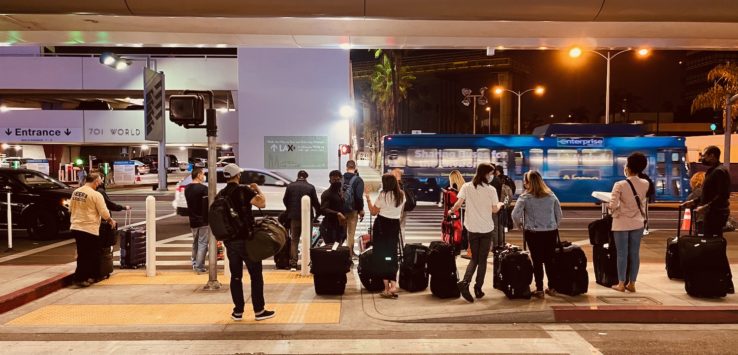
[6,303,339,326]
[97,272,314,285]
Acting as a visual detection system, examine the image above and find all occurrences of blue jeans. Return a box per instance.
[224,238,265,314]
[613,228,643,283]
[191,227,209,270]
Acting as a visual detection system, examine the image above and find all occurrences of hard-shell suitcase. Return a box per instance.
[492,207,532,299]
[310,243,351,275]
[313,273,347,295]
[428,241,459,298]
[358,248,385,292]
[679,235,731,298]
[549,235,588,296]
[99,246,114,279]
[593,242,620,287]
[666,206,690,280]
[399,243,430,292]
[119,226,146,269]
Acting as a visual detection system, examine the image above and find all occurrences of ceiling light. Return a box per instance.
[0,105,7,112]
[179,146,186,151]
[100,52,117,66]
[0,143,8,150]
[218,108,228,113]
[131,43,144,47]
[340,43,351,50]
[339,105,357,118]
[568,47,583,58]
[141,145,149,151]
[115,60,130,70]
[216,44,227,48]
[222,144,231,150]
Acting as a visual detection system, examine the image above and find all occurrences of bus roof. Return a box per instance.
[531,123,645,137]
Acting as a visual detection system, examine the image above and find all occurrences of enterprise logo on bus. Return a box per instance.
[556,137,604,148]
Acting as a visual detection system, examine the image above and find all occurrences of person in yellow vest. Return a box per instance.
[70,172,116,287]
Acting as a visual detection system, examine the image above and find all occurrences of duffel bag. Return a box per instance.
[244,217,287,263]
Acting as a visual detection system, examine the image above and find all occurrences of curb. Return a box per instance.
[0,272,74,315]
[552,305,738,324]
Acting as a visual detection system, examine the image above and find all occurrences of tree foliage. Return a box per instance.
[692,62,738,129]
[369,49,415,135]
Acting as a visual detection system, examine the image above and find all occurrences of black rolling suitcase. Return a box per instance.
[665,206,690,280]
[428,241,460,298]
[119,225,146,269]
[310,242,351,295]
[358,248,385,292]
[492,207,533,299]
[549,232,588,296]
[399,243,430,292]
[593,241,621,287]
[679,233,732,298]
[99,246,114,279]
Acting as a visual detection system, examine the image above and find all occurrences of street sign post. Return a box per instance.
[144,68,167,192]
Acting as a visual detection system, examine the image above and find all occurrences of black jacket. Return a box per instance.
[184,183,208,228]
[342,172,365,212]
[320,186,345,229]
[97,185,125,212]
[282,179,321,222]
[701,164,731,213]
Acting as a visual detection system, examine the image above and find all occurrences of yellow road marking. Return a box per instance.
[98,271,314,285]
[6,303,339,326]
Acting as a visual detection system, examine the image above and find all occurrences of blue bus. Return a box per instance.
[382,132,689,203]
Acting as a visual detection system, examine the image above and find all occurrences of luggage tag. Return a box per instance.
[332,242,339,251]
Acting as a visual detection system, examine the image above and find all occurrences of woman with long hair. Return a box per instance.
[511,170,562,299]
[449,163,503,303]
[609,153,650,293]
[688,171,706,233]
[365,174,405,299]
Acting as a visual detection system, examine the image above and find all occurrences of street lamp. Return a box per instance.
[494,85,545,135]
[485,107,492,134]
[461,87,488,134]
[568,46,650,124]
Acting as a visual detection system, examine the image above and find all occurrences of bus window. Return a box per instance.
[514,151,525,175]
[441,149,475,168]
[656,152,666,177]
[407,149,438,168]
[581,149,613,166]
[476,149,491,165]
[385,150,406,168]
[492,151,510,174]
[529,149,543,171]
[546,149,577,178]
[671,152,681,177]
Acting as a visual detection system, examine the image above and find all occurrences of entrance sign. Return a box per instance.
[3,127,82,143]
[264,136,328,169]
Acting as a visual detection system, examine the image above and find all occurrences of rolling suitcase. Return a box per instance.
[313,273,347,295]
[99,246,114,279]
[665,206,690,280]
[492,206,533,299]
[679,234,731,298]
[428,241,460,298]
[311,242,351,295]
[399,243,430,292]
[358,248,385,292]
[549,232,588,296]
[119,224,146,269]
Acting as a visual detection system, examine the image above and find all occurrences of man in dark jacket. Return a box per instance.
[684,145,731,238]
[220,164,275,322]
[282,170,321,270]
[184,167,209,273]
[343,160,365,258]
[321,170,347,244]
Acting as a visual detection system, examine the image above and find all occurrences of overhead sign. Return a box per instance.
[84,111,146,143]
[144,68,165,141]
[556,137,604,148]
[3,127,83,143]
[264,136,327,169]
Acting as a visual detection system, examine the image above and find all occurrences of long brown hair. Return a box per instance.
[472,163,495,188]
[381,174,404,207]
[524,170,553,198]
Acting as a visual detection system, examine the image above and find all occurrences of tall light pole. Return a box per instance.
[494,86,545,135]
[569,47,650,124]
[485,106,492,134]
[461,87,488,134]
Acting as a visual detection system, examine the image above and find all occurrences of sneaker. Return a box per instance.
[195,268,207,274]
[457,281,474,303]
[76,280,91,288]
[255,309,276,321]
[231,312,243,321]
[290,267,297,272]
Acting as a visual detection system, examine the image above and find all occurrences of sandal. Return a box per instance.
[379,292,395,299]
[625,284,636,293]
[611,284,626,292]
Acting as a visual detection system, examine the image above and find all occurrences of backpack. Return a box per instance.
[403,186,417,212]
[342,175,359,212]
[208,187,246,241]
[503,176,516,197]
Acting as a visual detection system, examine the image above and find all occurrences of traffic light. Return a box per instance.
[339,144,351,155]
[710,123,717,133]
[169,95,205,127]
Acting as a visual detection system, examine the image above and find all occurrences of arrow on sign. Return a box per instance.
[4,129,10,135]
[64,129,71,136]
[271,144,278,152]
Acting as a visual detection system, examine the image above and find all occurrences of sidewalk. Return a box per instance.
[1,256,737,329]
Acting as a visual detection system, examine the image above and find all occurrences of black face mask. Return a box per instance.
[330,181,342,189]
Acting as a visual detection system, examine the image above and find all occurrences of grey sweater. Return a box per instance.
[511,192,562,232]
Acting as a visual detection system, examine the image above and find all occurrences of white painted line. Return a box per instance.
[0,213,177,264]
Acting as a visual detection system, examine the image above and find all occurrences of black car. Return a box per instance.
[141,154,180,173]
[0,169,73,239]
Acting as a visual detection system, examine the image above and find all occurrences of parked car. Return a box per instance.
[0,157,31,169]
[172,168,324,215]
[189,157,207,168]
[0,168,73,239]
[140,154,181,173]
[131,160,150,175]
[216,156,236,167]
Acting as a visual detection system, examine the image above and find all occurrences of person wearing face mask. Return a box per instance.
[608,153,649,293]
[320,170,348,245]
[683,146,731,239]
[511,170,562,299]
[69,172,116,288]
[449,163,503,303]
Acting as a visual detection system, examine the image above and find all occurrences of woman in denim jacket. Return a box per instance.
[511,170,563,299]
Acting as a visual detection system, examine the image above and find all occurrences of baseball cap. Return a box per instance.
[223,163,241,179]
[297,170,309,179]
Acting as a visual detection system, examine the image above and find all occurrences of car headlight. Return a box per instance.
[60,198,70,209]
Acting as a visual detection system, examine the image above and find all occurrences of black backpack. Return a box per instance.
[403,186,417,212]
[208,187,246,241]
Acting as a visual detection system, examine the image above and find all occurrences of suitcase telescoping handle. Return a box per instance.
[124,208,132,227]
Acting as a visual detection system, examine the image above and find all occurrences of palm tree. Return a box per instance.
[692,62,738,130]
[369,50,415,135]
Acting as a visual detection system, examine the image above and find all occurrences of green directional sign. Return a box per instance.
[264,136,328,169]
